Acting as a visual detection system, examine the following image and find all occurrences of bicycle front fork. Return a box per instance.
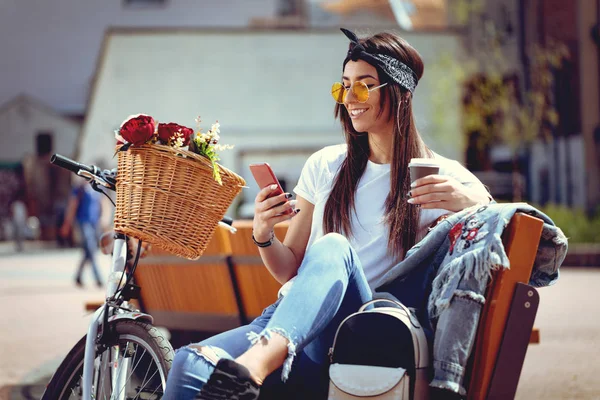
[82,236,128,400]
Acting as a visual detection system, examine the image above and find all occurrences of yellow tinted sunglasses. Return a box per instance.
[331,81,388,104]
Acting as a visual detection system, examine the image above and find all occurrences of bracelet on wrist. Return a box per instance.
[252,230,275,248]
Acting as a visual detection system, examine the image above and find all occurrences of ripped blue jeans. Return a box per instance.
[163,233,373,399]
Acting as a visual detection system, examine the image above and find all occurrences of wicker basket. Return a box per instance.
[114,144,246,259]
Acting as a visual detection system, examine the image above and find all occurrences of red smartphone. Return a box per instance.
[249,162,293,215]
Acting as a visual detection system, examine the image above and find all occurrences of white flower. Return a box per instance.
[214,143,234,151]
[172,131,185,148]
[197,133,210,143]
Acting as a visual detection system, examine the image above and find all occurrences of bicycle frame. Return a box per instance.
[48,154,237,399]
[47,155,167,399]
[81,236,152,399]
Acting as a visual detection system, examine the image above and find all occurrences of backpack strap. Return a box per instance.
[359,299,421,329]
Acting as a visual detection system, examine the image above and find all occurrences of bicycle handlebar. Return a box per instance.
[51,153,117,191]
[50,154,96,175]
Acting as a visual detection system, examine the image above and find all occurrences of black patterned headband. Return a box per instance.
[341,28,418,93]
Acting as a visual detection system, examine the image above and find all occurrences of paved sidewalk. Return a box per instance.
[0,241,62,256]
[0,248,108,400]
[0,249,599,399]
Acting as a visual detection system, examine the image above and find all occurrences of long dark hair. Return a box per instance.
[323,31,430,259]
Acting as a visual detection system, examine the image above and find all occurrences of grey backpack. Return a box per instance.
[328,299,430,399]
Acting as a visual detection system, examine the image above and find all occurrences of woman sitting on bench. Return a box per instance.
[164,28,491,400]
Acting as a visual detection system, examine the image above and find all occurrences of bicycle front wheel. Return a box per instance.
[42,320,174,400]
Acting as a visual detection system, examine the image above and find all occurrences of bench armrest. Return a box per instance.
[467,212,544,399]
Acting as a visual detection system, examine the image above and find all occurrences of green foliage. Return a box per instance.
[437,1,570,154]
[189,121,233,186]
[452,0,485,25]
[428,52,477,149]
[192,137,222,185]
[535,204,600,243]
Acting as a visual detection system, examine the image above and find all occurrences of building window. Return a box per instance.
[277,0,305,17]
[36,132,53,157]
[123,0,167,9]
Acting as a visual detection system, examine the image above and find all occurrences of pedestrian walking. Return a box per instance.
[10,194,28,252]
[59,182,104,287]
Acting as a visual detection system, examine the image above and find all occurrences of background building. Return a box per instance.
[0,95,78,239]
[0,0,279,115]
[453,0,599,211]
[1,0,599,233]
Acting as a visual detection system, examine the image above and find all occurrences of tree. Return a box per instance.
[431,0,569,200]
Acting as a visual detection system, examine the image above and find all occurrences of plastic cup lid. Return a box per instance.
[408,158,441,167]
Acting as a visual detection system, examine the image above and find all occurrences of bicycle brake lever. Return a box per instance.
[78,170,113,189]
[101,169,117,186]
[218,221,237,234]
[77,170,95,181]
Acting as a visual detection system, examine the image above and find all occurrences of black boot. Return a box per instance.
[430,387,465,400]
[196,359,260,400]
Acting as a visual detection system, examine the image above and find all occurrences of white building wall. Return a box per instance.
[78,29,466,217]
[0,0,277,113]
[0,96,80,163]
[79,29,466,168]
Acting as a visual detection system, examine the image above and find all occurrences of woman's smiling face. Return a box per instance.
[342,60,392,134]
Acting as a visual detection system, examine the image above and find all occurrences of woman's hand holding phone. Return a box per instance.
[249,163,299,242]
[253,184,298,242]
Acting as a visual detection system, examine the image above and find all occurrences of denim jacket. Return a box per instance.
[371,202,568,395]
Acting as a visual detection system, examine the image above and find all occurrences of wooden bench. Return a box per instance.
[133,226,243,333]
[84,212,543,399]
[228,220,285,323]
[467,212,543,399]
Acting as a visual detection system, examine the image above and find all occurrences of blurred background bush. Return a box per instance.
[537,204,600,244]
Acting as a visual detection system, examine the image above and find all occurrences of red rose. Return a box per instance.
[157,123,194,146]
[119,114,156,146]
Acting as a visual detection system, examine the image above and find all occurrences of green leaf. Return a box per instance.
[212,161,222,185]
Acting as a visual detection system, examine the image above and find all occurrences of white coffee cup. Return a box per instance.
[408,158,441,184]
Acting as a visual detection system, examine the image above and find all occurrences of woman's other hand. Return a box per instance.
[253,185,299,242]
[407,175,490,212]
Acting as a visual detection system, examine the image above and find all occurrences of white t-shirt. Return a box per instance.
[281,144,489,295]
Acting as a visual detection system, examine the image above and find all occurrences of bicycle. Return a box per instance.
[42,154,235,400]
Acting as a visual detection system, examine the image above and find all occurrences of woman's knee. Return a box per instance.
[303,233,358,276]
[311,233,352,258]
